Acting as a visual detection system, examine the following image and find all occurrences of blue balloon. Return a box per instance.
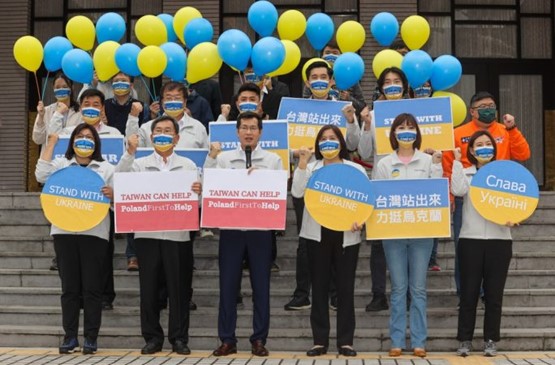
[247,1,278,37]
[401,50,433,89]
[217,29,252,71]
[306,13,334,51]
[43,36,73,72]
[251,37,285,76]
[184,18,214,50]
[61,49,93,84]
[160,42,187,81]
[115,43,142,77]
[158,13,178,43]
[370,12,399,47]
[96,12,126,43]
[333,53,365,90]
[430,55,462,91]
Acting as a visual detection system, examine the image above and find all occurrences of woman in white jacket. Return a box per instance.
[292,124,366,357]
[451,130,516,357]
[375,113,443,358]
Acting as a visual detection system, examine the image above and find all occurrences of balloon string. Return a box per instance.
[41,72,49,102]
[151,78,157,100]
[238,70,244,84]
[33,72,42,101]
[140,76,156,102]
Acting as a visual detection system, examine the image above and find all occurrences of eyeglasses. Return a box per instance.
[239,126,259,132]
[472,103,496,110]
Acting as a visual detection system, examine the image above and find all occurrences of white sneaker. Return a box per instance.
[456,341,472,357]
[483,340,497,357]
[200,229,214,238]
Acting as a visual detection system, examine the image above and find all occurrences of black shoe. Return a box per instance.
[284,297,311,311]
[50,257,58,271]
[338,346,357,357]
[172,339,191,355]
[59,337,79,354]
[306,346,327,356]
[189,300,197,311]
[82,338,97,355]
[141,341,163,354]
[365,296,389,312]
[102,301,113,310]
[329,296,337,311]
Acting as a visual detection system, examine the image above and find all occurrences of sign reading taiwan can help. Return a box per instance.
[113,171,199,233]
[201,168,288,230]
[366,178,451,239]
[304,164,374,231]
[40,166,111,232]
[209,120,290,171]
[277,97,349,150]
[373,97,454,155]
[469,160,539,225]
[53,135,125,165]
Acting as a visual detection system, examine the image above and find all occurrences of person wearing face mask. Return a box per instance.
[218,83,264,122]
[374,113,443,358]
[33,72,81,146]
[291,124,365,357]
[78,71,139,100]
[35,124,114,355]
[357,67,410,314]
[442,91,530,302]
[302,40,366,112]
[450,130,517,357]
[127,82,208,149]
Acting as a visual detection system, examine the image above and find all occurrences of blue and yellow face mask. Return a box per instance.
[73,138,95,158]
[319,140,340,159]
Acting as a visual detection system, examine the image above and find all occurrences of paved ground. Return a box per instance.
[0,349,554,365]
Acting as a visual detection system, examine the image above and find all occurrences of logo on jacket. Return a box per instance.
[391,168,400,178]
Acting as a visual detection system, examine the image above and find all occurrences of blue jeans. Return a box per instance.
[383,238,433,349]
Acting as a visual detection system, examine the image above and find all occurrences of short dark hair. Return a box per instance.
[160,81,188,100]
[151,115,179,134]
[470,91,496,107]
[323,39,339,52]
[377,67,409,97]
[467,130,497,166]
[305,61,333,80]
[65,123,104,162]
[79,88,105,105]
[389,39,408,51]
[112,71,134,83]
[236,111,263,130]
[389,113,422,150]
[314,125,350,161]
[53,71,79,112]
[237,82,261,97]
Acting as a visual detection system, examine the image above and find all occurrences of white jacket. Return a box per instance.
[451,160,512,240]
[126,114,208,149]
[33,103,81,145]
[291,159,366,247]
[204,144,282,170]
[375,149,443,180]
[116,151,199,242]
[52,122,122,137]
[35,157,114,240]
[357,110,385,179]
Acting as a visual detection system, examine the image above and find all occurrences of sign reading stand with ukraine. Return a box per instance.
[201,168,288,230]
[40,166,111,232]
[113,171,200,233]
[209,120,290,171]
[304,164,374,231]
[373,97,454,155]
[469,160,539,225]
[53,135,125,165]
[277,97,349,150]
[366,178,451,239]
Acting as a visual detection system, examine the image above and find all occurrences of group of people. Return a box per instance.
[33,39,531,358]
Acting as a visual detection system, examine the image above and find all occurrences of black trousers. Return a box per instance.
[53,234,108,341]
[370,240,386,296]
[292,196,311,299]
[457,238,512,342]
[102,211,115,304]
[135,238,193,346]
[307,228,359,348]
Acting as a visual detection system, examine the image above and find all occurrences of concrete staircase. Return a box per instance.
[0,192,554,352]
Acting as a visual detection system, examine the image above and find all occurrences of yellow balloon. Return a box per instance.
[268,40,301,77]
[401,15,430,50]
[93,41,120,82]
[336,21,366,53]
[433,91,467,127]
[372,49,403,78]
[13,36,43,72]
[135,15,167,46]
[301,58,330,82]
[66,16,95,51]
[174,6,202,45]
[137,46,167,78]
[186,42,222,84]
[277,10,306,41]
